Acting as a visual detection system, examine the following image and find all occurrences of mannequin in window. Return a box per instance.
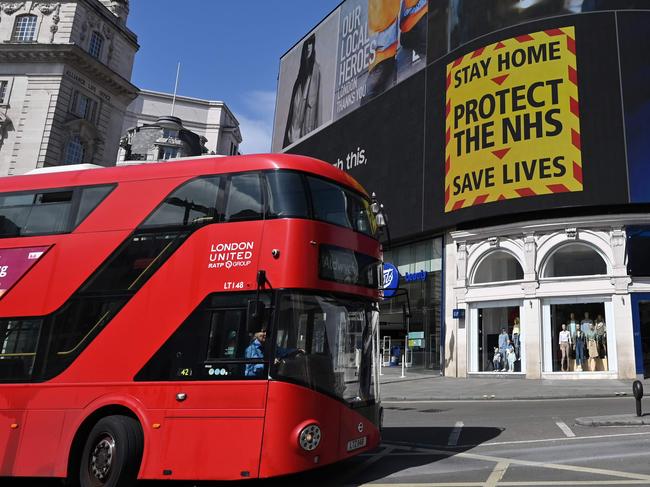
[581,312,593,330]
[506,339,516,372]
[558,323,571,372]
[595,314,607,357]
[498,328,509,371]
[574,325,586,371]
[568,312,579,342]
[585,322,598,371]
[512,317,521,360]
[492,346,502,372]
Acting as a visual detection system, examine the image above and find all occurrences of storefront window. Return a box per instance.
[543,243,607,278]
[473,251,523,284]
[476,306,521,372]
[548,303,609,372]
[381,238,443,370]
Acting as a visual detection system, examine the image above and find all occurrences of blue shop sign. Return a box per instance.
[383,263,399,298]
[404,270,427,282]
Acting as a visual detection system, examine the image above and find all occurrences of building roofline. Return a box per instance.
[136,89,239,125]
[0,43,138,100]
[85,0,139,48]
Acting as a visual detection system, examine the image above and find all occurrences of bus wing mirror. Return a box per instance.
[246,300,266,333]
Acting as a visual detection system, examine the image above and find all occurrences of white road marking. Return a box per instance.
[446,450,650,481]
[485,461,509,487]
[382,397,631,404]
[555,420,576,437]
[379,430,650,450]
[447,421,464,446]
[359,481,650,486]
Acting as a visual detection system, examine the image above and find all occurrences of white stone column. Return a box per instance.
[522,298,542,379]
[613,293,635,379]
[445,235,467,377]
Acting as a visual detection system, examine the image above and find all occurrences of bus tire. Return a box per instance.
[78,415,143,487]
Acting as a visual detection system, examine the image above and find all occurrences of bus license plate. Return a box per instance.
[346,436,367,452]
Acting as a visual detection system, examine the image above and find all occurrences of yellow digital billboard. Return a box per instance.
[445,27,582,212]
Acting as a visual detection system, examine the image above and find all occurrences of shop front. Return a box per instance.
[446,217,637,380]
[380,238,443,372]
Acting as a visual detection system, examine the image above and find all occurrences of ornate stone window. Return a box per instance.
[64,135,85,164]
[12,14,38,42]
[70,91,98,123]
[88,31,104,59]
[542,243,607,278]
[473,250,524,284]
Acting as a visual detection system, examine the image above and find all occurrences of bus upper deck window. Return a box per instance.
[307,176,350,229]
[225,173,263,222]
[265,171,309,219]
[142,176,221,228]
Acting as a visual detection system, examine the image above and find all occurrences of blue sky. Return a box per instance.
[127,1,341,154]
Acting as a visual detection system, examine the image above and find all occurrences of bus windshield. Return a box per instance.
[273,292,377,406]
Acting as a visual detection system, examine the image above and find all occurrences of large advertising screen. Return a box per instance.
[273,0,430,152]
[273,10,340,152]
[425,12,628,231]
[618,11,650,203]
[287,72,426,239]
[282,7,648,239]
[445,27,582,212]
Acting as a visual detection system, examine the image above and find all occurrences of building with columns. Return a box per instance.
[275,1,650,380]
[0,0,138,176]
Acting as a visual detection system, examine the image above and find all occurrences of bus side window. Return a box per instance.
[74,185,115,227]
[135,292,270,382]
[0,184,114,238]
[224,173,263,222]
[142,176,221,228]
[206,309,247,360]
[0,191,73,237]
[0,318,42,382]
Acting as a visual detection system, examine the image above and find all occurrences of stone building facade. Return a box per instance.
[117,114,209,164]
[0,0,138,176]
[118,89,242,162]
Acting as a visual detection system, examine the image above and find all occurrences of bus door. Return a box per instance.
[135,292,271,480]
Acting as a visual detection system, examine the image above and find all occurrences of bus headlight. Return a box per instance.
[298,424,321,451]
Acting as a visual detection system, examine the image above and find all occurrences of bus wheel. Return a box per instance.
[78,415,143,487]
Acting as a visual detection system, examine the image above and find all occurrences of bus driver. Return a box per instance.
[245,329,267,377]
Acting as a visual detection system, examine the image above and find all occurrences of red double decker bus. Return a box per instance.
[0,154,382,485]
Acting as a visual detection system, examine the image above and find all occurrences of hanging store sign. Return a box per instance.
[444,27,582,212]
[382,262,399,297]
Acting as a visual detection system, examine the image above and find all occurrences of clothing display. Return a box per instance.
[506,345,516,371]
[492,348,502,371]
[574,330,586,370]
[512,320,521,358]
[559,329,571,371]
[568,319,579,340]
[587,338,599,358]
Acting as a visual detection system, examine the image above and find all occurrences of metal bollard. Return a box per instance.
[633,380,644,417]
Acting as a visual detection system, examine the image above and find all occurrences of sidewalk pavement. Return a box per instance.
[378,367,650,426]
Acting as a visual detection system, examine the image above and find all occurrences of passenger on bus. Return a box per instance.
[245,329,267,377]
